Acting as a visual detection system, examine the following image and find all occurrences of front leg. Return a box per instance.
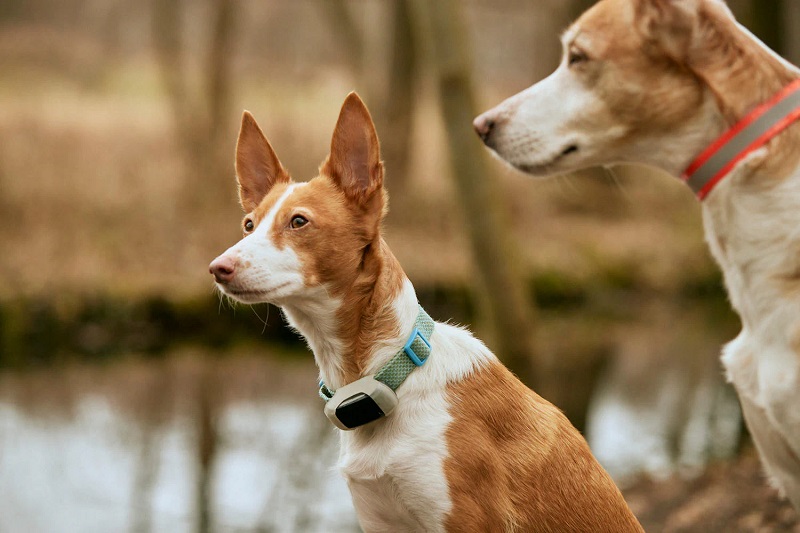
[737,393,800,509]
[722,330,800,509]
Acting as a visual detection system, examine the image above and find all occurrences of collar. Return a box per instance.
[318,304,435,401]
[682,78,800,200]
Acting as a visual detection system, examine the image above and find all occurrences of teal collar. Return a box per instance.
[318,305,435,401]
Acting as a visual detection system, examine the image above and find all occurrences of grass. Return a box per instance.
[0,40,716,302]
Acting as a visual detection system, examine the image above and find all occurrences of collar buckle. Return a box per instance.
[403,327,431,367]
[317,304,435,429]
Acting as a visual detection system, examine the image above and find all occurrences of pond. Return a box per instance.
[0,293,743,532]
[0,352,359,532]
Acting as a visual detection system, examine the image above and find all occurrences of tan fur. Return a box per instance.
[475,0,800,510]
[570,0,708,135]
[566,0,800,180]
[215,93,643,530]
[633,0,800,183]
[241,181,404,388]
[444,361,643,532]
[236,111,290,212]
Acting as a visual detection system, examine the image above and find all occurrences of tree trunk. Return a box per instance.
[129,362,171,533]
[319,0,364,81]
[568,0,596,20]
[195,363,219,533]
[410,0,538,386]
[151,0,239,209]
[748,0,785,55]
[380,0,418,196]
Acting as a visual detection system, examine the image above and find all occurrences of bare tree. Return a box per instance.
[129,362,172,533]
[195,363,220,533]
[320,0,418,195]
[409,0,538,385]
[785,1,800,65]
[379,0,418,195]
[151,0,239,209]
[747,0,785,55]
[319,0,364,81]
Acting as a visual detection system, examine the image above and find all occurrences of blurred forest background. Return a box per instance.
[1,0,800,531]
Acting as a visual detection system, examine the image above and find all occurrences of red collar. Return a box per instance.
[682,79,800,200]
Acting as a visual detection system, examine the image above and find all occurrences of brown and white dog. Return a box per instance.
[209,93,643,532]
[474,0,800,509]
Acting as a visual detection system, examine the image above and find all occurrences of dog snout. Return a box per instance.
[473,113,496,147]
[209,255,237,284]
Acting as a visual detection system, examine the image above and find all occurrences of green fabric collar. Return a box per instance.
[318,305,435,401]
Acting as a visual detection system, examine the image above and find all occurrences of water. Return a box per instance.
[0,309,744,532]
[0,356,359,533]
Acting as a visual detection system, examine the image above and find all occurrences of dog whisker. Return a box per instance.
[603,165,632,202]
[251,305,269,335]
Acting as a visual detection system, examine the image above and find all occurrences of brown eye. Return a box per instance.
[568,47,588,67]
[244,218,254,233]
[290,215,308,229]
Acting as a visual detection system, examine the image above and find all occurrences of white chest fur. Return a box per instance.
[702,155,800,507]
[334,324,493,533]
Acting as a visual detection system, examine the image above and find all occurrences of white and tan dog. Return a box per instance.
[474,0,800,509]
[210,93,643,532]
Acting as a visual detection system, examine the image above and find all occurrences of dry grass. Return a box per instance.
[0,23,715,301]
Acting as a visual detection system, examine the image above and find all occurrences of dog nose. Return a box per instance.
[473,114,495,146]
[209,256,236,283]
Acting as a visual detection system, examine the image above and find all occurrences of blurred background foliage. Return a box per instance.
[1,0,799,531]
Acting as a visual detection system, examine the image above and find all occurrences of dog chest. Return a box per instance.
[336,392,453,531]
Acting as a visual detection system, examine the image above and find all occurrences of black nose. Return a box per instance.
[473,114,495,146]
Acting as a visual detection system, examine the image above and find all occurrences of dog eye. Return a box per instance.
[568,47,588,66]
[243,218,254,233]
[290,215,308,229]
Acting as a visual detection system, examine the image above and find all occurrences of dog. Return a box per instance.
[209,93,643,532]
[474,0,800,509]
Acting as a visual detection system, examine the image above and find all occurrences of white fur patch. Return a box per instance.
[334,279,494,531]
[216,184,306,304]
[477,5,800,507]
[705,156,800,507]
[487,65,621,175]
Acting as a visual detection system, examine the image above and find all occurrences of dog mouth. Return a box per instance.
[560,144,579,157]
[218,282,293,303]
[513,143,579,175]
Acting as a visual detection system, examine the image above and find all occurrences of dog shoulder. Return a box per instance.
[441,359,642,532]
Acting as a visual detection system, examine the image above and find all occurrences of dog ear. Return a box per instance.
[235,111,290,212]
[321,92,384,205]
[635,0,701,61]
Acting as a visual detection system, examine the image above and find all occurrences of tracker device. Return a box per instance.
[323,376,399,430]
[318,305,435,430]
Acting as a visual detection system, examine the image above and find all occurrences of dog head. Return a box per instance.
[473,0,744,177]
[209,92,387,306]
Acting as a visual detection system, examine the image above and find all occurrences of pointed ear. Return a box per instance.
[321,92,384,204]
[635,0,700,61]
[235,111,290,212]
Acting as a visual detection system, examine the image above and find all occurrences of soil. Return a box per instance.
[624,450,800,532]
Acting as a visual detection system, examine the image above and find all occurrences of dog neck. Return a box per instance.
[281,240,419,391]
[680,12,800,194]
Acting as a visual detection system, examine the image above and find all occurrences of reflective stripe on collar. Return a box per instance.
[682,79,800,200]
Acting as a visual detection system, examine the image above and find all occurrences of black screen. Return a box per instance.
[336,393,385,429]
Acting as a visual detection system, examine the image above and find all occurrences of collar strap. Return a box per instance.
[682,78,800,200]
[318,305,435,401]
